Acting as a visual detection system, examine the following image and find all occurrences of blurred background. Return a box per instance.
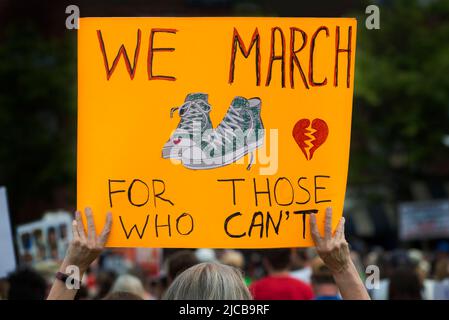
[0,0,448,300]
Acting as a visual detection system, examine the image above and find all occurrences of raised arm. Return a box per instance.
[47,208,112,300]
[310,207,370,300]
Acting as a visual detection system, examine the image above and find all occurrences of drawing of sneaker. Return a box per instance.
[162,93,213,160]
[181,96,264,170]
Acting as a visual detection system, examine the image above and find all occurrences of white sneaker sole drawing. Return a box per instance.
[181,137,264,170]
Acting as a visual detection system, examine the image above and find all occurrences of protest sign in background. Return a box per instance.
[399,200,449,241]
[0,187,16,278]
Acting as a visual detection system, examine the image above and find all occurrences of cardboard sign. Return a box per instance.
[399,200,449,241]
[434,280,449,300]
[16,211,73,265]
[78,17,357,248]
[0,187,16,278]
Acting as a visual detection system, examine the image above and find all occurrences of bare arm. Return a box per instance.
[47,208,112,300]
[310,207,370,300]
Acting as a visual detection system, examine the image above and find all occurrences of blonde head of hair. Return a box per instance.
[163,262,252,300]
[110,274,146,299]
[220,249,245,269]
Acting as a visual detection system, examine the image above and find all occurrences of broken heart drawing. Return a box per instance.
[292,118,329,160]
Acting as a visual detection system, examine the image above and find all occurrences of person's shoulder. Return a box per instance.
[291,267,312,283]
[248,276,270,298]
[252,276,274,285]
[288,276,314,296]
[290,267,312,278]
[286,276,311,287]
[249,276,267,290]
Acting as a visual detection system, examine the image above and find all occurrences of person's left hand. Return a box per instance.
[310,207,350,274]
[60,207,112,274]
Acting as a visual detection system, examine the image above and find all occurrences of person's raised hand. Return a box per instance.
[61,207,112,273]
[310,207,350,274]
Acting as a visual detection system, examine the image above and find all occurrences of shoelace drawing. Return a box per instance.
[208,105,257,171]
[208,105,251,151]
[170,100,211,132]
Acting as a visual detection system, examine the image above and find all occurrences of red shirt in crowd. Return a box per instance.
[249,275,314,300]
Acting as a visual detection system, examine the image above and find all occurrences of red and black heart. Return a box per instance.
[292,118,328,160]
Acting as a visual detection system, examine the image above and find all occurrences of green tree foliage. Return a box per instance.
[0,22,76,220]
[351,0,449,188]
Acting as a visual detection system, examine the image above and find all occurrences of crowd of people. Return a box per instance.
[1,207,449,300]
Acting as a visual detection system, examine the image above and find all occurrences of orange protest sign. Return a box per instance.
[77,17,357,248]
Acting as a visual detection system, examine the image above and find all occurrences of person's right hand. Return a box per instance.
[47,208,112,300]
[310,207,350,274]
[60,207,112,274]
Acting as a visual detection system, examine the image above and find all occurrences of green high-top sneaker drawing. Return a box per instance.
[162,93,213,160]
[181,96,264,170]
